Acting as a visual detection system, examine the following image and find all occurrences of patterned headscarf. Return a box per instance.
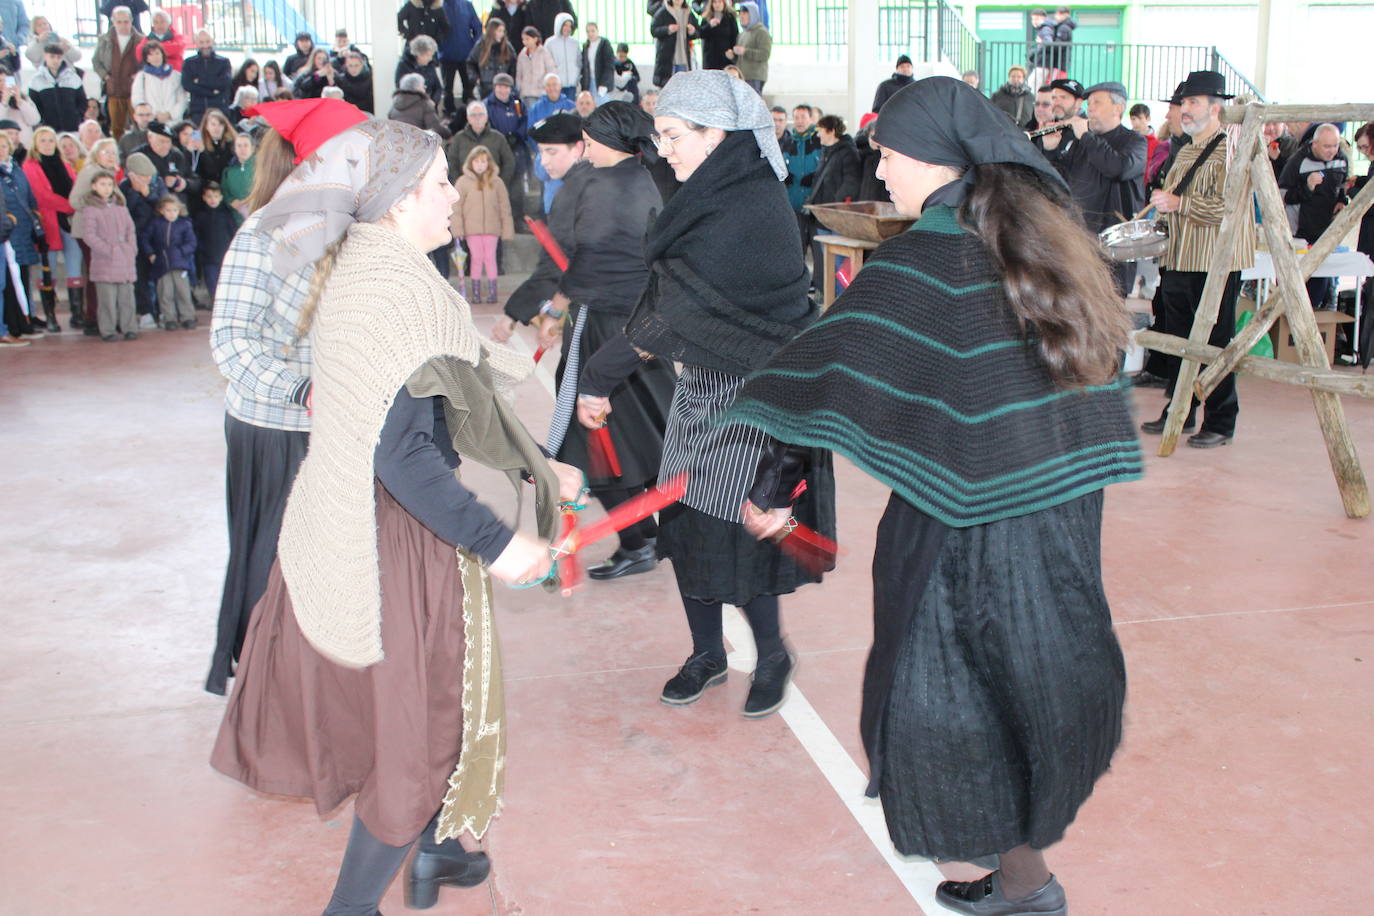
[256,119,443,281]
[656,69,787,181]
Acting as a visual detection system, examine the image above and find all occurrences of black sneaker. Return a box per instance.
[660,652,728,706]
[742,647,795,718]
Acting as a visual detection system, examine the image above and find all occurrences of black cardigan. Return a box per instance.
[696,11,738,70]
[651,6,699,88]
[807,135,863,207]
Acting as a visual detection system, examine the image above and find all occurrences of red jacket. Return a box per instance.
[135,30,187,71]
[22,157,76,243]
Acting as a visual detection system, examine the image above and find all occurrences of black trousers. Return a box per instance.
[441,59,475,116]
[1154,268,1241,436]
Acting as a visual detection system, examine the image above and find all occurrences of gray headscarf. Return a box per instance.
[256,119,443,281]
[655,69,786,181]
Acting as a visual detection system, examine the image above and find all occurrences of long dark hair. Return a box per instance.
[960,163,1131,388]
[233,58,259,89]
[478,18,511,68]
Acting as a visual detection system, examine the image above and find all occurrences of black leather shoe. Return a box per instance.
[660,652,728,705]
[742,647,795,718]
[587,543,656,580]
[936,871,1067,915]
[1130,371,1168,388]
[1187,430,1233,449]
[1140,414,1195,435]
[405,846,491,909]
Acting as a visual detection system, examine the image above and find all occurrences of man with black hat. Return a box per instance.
[134,119,191,199]
[871,54,914,113]
[1141,70,1254,449]
[1041,78,1145,293]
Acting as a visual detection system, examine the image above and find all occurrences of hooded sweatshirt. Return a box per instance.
[545,12,580,91]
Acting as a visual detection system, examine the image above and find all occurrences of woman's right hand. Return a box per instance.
[487,531,553,586]
[491,315,516,343]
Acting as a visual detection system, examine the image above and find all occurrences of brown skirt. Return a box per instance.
[211,482,468,846]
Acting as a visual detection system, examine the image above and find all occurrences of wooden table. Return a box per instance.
[813,233,879,309]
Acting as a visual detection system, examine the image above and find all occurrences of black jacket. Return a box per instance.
[395,55,443,108]
[697,10,738,70]
[990,82,1033,126]
[135,142,194,197]
[182,50,234,122]
[398,1,451,43]
[486,2,530,40]
[651,6,700,89]
[466,39,516,97]
[871,72,913,112]
[192,202,238,270]
[282,45,316,80]
[507,158,597,323]
[1279,143,1349,243]
[854,129,883,203]
[1041,123,1146,234]
[525,0,575,42]
[580,38,615,93]
[196,141,234,185]
[563,158,664,311]
[808,135,863,207]
[335,66,375,113]
[29,62,88,132]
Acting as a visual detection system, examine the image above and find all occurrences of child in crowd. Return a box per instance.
[141,194,197,330]
[612,43,641,104]
[192,181,237,299]
[451,145,513,304]
[81,171,139,341]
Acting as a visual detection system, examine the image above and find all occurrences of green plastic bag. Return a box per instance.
[1234,311,1275,358]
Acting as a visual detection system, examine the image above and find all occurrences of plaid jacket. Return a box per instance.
[208,214,315,431]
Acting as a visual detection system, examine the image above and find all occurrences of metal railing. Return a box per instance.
[64,0,373,50]
[980,41,1266,103]
[877,0,979,74]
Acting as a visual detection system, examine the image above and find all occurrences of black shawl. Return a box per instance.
[38,151,75,233]
[625,129,812,375]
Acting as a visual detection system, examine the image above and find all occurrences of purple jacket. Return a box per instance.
[81,193,138,283]
[140,212,197,278]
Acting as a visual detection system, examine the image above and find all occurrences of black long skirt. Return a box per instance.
[553,307,677,490]
[205,414,309,695]
[869,490,1125,860]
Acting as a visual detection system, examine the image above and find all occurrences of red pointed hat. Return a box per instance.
[242,98,369,163]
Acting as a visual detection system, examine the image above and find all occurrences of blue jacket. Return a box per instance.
[119,174,169,234]
[0,0,29,47]
[484,91,527,145]
[440,0,482,62]
[0,161,40,265]
[141,213,197,278]
[182,50,234,121]
[783,127,822,213]
[525,93,574,147]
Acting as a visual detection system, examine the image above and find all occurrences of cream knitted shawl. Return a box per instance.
[277,221,537,669]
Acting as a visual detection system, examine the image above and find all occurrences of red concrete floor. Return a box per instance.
[1,302,1372,916]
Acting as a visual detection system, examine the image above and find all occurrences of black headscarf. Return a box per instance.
[583,101,659,162]
[872,76,1066,204]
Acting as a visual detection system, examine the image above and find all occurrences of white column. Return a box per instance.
[846,0,884,127]
[370,2,400,118]
[1255,0,1296,101]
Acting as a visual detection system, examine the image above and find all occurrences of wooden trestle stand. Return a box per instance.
[1135,102,1374,519]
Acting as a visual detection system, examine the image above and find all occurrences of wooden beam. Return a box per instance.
[1137,330,1374,397]
[1222,102,1374,124]
[1249,155,1371,518]
[1194,172,1374,398]
[1158,107,1265,456]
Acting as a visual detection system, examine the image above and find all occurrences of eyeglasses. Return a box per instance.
[651,127,703,152]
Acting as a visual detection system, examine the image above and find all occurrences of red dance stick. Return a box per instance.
[524,217,570,271]
[588,424,623,479]
[533,346,547,363]
[566,474,687,554]
[555,507,582,596]
[776,521,839,577]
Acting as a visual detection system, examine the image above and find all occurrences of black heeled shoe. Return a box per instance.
[404,843,491,909]
[587,542,657,580]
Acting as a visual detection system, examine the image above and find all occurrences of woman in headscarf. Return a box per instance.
[212,116,583,915]
[728,77,1142,916]
[23,126,82,332]
[506,102,678,580]
[621,70,835,717]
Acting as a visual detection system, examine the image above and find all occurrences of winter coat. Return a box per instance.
[526,0,575,43]
[130,68,188,120]
[1051,18,1075,70]
[335,67,376,113]
[140,213,197,278]
[68,163,131,236]
[733,23,770,83]
[484,91,527,145]
[25,32,81,68]
[439,0,482,62]
[782,127,821,212]
[192,203,237,271]
[398,0,451,44]
[990,82,1033,125]
[1280,143,1350,243]
[807,135,862,207]
[283,44,317,80]
[292,66,333,99]
[545,13,580,90]
[395,56,443,108]
[871,72,913,112]
[388,89,452,137]
[93,27,145,99]
[446,124,515,185]
[196,141,235,186]
[486,3,530,43]
[580,38,614,94]
[696,11,738,70]
[0,0,26,47]
[22,157,76,242]
[27,61,87,132]
[466,39,516,98]
[134,29,185,71]
[134,142,193,197]
[526,92,574,139]
[82,192,139,283]
[220,156,254,214]
[854,128,883,202]
[182,51,234,122]
[0,162,40,264]
[651,5,700,89]
[118,173,167,237]
[452,172,514,238]
[515,44,556,99]
[611,57,641,104]
[1039,122,1146,234]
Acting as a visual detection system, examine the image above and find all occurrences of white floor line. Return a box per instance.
[722,608,952,915]
[504,314,950,911]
